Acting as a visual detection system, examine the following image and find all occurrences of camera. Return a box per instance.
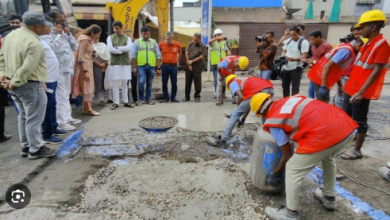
[255,35,267,42]
[274,56,288,66]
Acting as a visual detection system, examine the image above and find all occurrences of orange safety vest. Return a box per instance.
[345,34,390,100]
[263,95,358,154]
[230,77,274,101]
[219,56,239,77]
[308,43,354,89]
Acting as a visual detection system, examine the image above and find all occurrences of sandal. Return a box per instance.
[124,103,135,108]
[216,102,222,106]
[341,149,363,160]
[99,101,105,106]
[86,110,101,116]
[111,104,119,110]
[195,98,200,103]
[0,134,11,143]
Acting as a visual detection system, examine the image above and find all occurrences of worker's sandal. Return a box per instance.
[265,205,300,220]
[313,188,336,210]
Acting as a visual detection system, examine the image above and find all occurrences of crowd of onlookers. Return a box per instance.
[0,9,209,159]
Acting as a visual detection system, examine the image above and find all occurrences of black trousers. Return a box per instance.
[343,94,370,133]
[0,88,8,139]
[129,71,138,102]
[185,70,202,99]
[281,67,303,98]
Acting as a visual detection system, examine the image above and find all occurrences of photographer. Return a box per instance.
[256,31,277,80]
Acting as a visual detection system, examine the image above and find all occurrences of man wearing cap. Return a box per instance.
[0,11,57,159]
[341,10,390,160]
[208,75,273,148]
[208,29,230,100]
[215,55,249,106]
[307,31,355,103]
[249,93,357,220]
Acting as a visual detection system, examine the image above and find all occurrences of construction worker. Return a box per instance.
[208,75,273,147]
[341,10,390,160]
[250,93,358,220]
[216,55,249,106]
[209,28,230,98]
[334,37,365,109]
[307,33,355,103]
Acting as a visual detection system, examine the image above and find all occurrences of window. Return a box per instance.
[320,11,325,19]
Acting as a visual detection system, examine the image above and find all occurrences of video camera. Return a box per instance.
[255,35,267,42]
[274,56,288,66]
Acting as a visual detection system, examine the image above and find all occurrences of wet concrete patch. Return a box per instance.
[79,156,263,219]
[81,126,257,163]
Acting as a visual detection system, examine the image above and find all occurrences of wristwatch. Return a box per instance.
[83,70,88,73]
[189,60,192,65]
[157,68,161,70]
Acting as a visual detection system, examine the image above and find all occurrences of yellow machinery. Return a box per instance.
[106,0,171,41]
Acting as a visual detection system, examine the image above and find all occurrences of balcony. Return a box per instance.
[356,0,375,4]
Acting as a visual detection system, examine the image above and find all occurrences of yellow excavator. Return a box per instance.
[106,0,172,41]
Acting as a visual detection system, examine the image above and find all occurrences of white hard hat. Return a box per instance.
[214,29,223,35]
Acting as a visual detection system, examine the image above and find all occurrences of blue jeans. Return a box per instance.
[42,82,58,138]
[161,64,178,100]
[75,96,82,109]
[258,70,272,80]
[212,65,218,92]
[138,65,155,101]
[308,80,315,99]
[222,98,251,140]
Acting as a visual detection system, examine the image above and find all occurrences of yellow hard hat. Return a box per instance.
[238,56,249,70]
[355,9,387,28]
[250,93,272,117]
[226,75,237,92]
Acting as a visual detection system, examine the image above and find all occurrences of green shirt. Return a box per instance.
[0,27,47,87]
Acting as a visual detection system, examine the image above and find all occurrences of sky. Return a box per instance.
[174,0,198,7]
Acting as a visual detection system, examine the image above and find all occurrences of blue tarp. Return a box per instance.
[212,0,282,8]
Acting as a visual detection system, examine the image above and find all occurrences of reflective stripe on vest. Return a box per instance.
[354,39,386,70]
[211,41,227,65]
[307,43,354,89]
[220,56,238,76]
[240,78,246,89]
[265,97,313,138]
[324,45,354,70]
[137,39,156,66]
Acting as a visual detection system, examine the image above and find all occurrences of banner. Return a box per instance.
[106,0,148,38]
[201,0,211,45]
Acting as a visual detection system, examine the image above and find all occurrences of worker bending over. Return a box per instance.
[209,75,273,148]
[250,93,357,220]
[216,55,249,106]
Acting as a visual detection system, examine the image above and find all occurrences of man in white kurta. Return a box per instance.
[106,21,133,109]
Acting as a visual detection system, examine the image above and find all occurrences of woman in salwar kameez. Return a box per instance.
[72,25,102,116]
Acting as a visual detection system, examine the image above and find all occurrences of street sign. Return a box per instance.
[201,0,211,45]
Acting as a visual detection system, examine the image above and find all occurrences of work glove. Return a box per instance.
[266,172,282,187]
[317,86,329,102]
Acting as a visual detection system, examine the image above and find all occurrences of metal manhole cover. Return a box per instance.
[139,116,178,132]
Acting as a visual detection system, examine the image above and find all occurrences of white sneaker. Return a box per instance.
[68,118,82,125]
[59,123,76,131]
